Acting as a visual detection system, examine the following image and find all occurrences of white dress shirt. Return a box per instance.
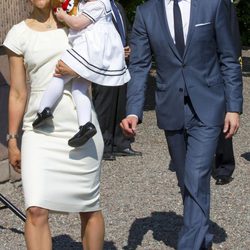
[165,0,191,44]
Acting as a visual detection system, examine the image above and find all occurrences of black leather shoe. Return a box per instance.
[114,148,142,157]
[68,122,97,147]
[103,152,116,161]
[201,245,213,250]
[215,176,233,185]
[32,107,53,128]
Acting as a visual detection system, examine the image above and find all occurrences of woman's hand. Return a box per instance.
[8,140,21,174]
[54,60,79,77]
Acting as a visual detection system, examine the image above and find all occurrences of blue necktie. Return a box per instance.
[174,0,185,56]
[110,0,126,47]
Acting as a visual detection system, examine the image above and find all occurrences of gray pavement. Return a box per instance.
[0,51,250,250]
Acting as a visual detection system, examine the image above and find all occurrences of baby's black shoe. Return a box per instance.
[68,122,97,147]
[32,107,53,128]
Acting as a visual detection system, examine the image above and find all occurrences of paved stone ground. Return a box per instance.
[0,51,249,250]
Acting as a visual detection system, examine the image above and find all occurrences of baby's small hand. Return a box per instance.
[55,7,67,22]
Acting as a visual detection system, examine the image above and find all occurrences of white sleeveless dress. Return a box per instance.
[4,21,104,212]
[61,0,130,86]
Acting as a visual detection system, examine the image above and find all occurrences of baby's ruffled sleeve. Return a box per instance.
[80,2,105,23]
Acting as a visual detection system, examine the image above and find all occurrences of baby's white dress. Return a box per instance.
[4,21,104,212]
[61,0,131,86]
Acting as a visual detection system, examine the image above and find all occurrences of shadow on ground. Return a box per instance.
[52,235,117,250]
[123,211,227,250]
[0,225,24,235]
[241,152,250,161]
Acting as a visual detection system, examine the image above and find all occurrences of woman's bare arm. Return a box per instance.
[7,49,28,173]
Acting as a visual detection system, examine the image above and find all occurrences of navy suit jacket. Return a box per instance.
[127,0,243,130]
[227,0,241,58]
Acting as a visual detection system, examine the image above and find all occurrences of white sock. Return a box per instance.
[72,79,91,126]
[39,75,72,112]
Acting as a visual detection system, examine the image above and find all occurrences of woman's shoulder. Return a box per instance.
[5,21,29,42]
[3,21,28,55]
[7,21,27,34]
[12,20,26,27]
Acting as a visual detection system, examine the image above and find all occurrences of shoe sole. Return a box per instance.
[215,177,233,185]
[32,115,53,128]
[114,152,134,157]
[114,152,142,157]
[102,156,116,161]
[68,129,97,147]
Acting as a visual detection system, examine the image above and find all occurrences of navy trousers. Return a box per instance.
[165,99,221,250]
[214,134,235,178]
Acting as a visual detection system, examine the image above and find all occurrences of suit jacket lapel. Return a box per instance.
[184,0,198,58]
[116,3,127,36]
[112,5,128,45]
[112,15,119,32]
[157,0,182,61]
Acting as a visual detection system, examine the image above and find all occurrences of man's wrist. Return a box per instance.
[227,111,241,115]
[127,114,138,119]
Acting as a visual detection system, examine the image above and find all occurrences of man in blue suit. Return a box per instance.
[121,0,243,249]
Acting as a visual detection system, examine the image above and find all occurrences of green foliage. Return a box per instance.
[119,0,250,46]
[119,0,145,24]
[235,1,250,46]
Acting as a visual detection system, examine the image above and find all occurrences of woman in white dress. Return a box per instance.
[32,0,130,148]
[4,0,105,249]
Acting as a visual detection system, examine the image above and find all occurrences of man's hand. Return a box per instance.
[54,60,78,77]
[124,46,131,59]
[120,115,138,137]
[223,112,240,139]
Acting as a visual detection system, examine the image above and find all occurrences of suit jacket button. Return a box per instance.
[179,88,183,92]
[182,64,186,68]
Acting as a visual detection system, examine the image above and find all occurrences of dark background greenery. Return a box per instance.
[119,0,250,46]
[236,0,250,46]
